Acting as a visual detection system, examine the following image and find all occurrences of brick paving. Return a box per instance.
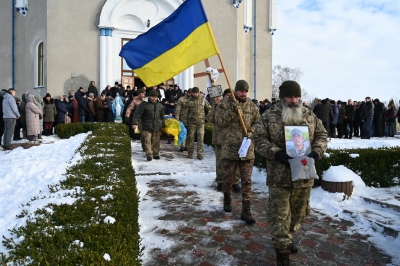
[134,141,394,266]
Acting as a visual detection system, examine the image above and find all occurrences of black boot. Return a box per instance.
[241,200,256,225]
[275,248,290,266]
[37,134,43,140]
[223,193,232,212]
[289,241,298,254]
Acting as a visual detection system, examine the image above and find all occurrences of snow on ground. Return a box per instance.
[0,133,89,255]
[1,134,399,264]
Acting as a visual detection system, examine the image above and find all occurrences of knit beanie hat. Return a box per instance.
[223,88,231,97]
[192,87,200,93]
[149,90,158,97]
[137,89,145,94]
[235,80,249,92]
[187,88,192,93]
[279,80,301,98]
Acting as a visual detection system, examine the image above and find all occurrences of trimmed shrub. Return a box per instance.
[1,123,141,265]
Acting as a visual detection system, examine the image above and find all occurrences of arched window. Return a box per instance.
[37,42,44,86]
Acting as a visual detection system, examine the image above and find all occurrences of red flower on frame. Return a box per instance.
[301,159,308,166]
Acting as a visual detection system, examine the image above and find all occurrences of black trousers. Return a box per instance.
[343,118,353,138]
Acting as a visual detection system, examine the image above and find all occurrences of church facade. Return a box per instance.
[0,0,273,101]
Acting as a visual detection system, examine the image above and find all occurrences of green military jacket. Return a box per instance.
[216,98,260,160]
[253,105,328,188]
[207,97,225,145]
[133,100,164,132]
[187,95,211,124]
[175,95,190,125]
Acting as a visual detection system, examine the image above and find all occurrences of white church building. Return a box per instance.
[0,0,276,100]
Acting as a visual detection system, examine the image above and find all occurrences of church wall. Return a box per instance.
[0,0,13,89]
[192,0,238,93]
[46,0,106,96]
[13,0,47,97]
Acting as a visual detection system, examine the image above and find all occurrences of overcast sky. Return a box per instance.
[272,0,400,103]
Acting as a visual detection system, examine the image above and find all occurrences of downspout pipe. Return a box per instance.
[253,0,256,99]
[12,0,15,88]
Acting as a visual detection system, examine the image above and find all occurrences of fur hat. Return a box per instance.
[149,90,158,97]
[235,80,249,92]
[192,87,200,93]
[279,81,301,98]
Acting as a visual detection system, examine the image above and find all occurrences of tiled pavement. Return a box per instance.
[135,142,394,266]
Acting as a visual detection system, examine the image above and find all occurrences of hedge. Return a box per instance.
[204,123,400,188]
[1,123,141,265]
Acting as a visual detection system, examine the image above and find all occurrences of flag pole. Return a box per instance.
[217,53,248,136]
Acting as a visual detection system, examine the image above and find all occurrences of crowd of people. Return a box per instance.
[1,78,399,265]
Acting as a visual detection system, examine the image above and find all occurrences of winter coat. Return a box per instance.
[361,101,374,120]
[25,94,43,135]
[344,104,355,120]
[373,100,384,118]
[88,85,98,98]
[55,99,68,123]
[133,100,165,131]
[175,95,190,125]
[216,98,260,160]
[2,92,20,119]
[165,103,176,117]
[187,95,212,124]
[337,106,345,124]
[253,105,328,188]
[87,98,96,116]
[386,108,396,122]
[42,98,57,122]
[95,97,108,121]
[317,103,332,123]
[34,95,44,132]
[72,99,79,123]
[65,101,74,117]
[19,94,27,123]
[104,99,115,122]
[75,92,90,116]
[330,104,339,125]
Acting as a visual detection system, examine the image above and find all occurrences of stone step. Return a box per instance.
[362,196,400,213]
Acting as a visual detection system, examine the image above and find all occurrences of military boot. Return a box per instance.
[197,154,203,160]
[241,200,256,225]
[188,152,193,159]
[289,240,298,254]
[275,248,290,265]
[223,193,232,212]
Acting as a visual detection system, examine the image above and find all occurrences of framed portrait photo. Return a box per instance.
[207,85,223,98]
[284,126,311,157]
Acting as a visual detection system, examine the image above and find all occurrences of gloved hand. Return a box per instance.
[232,101,241,111]
[275,150,293,165]
[308,151,320,163]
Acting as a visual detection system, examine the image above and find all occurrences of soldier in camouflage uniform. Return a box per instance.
[186,87,211,160]
[215,80,260,225]
[253,80,328,265]
[125,89,145,149]
[175,88,191,152]
[132,90,165,161]
[207,89,241,192]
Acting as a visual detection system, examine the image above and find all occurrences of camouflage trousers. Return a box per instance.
[143,130,162,158]
[215,145,240,184]
[222,159,254,201]
[267,186,312,250]
[186,123,204,156]
[138,122,145,151]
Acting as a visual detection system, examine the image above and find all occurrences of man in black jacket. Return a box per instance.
[373,98,384,137]
[343,99,355,139]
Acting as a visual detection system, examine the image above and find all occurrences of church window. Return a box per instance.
[37,42,44,86]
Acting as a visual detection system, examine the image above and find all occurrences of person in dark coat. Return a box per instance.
[343,99,355,139]
[317,99,332,134]
[42,93,57,136]
[385,105,396,137]
[65,95,74,121]
[75,91,90,122]
[101,85,112,97]
[165,97,177,117]
[361,97,374,139]
[373,98,384,137]
[336,101,345,138]
[55,96,69,124]
[95,94,108,122]
[104,96,115,122]
[87,81,98,98]
[329,100,339,138]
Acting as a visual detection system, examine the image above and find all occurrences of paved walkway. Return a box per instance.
[133,140,393,266]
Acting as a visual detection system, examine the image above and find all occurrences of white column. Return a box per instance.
[189,66,194,88]
[106,34,113,87]
[99,32,106,94]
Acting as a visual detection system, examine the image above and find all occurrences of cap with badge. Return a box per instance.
[291,128,302,137]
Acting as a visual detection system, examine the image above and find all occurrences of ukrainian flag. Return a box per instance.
[119,0,220,87]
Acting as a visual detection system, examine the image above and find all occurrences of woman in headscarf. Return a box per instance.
[25,94,43,141]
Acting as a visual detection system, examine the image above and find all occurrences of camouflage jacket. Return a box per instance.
[175,95,190,124]
[207,98,227,145]
[187,96,211,124]
[216,98,260,160]
[125,96,143,118]
[133,100,164,132]
[253,105,328,188]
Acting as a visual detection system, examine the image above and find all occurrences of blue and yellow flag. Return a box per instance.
[119,0,220,87]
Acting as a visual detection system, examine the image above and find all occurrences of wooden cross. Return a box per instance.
[193,58,224,86]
